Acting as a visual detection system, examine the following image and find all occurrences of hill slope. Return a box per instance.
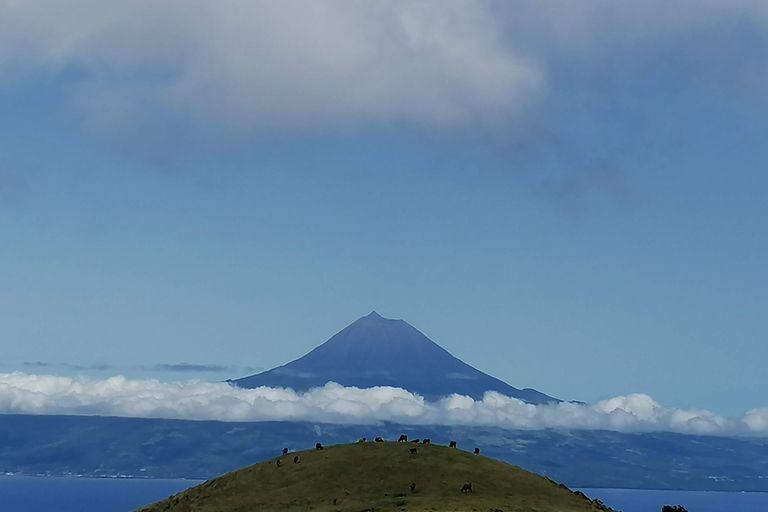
[135,441,614,512]
[234,311,557,404]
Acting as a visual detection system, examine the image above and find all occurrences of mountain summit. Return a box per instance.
[233,312,558,404]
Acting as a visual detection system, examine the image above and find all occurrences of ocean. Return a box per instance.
[1,476,767,512]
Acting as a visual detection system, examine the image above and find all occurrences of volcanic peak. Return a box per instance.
[234,312,558,405]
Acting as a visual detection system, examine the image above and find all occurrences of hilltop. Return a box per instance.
[233,311,558,404]
[134,440,614,512]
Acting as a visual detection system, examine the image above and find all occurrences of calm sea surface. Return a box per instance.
[1,476,767,512]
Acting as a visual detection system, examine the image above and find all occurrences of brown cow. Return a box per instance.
[474,447,480,454]
[398,434,408,442]
[460,482,472,493]
[449,441,457,448]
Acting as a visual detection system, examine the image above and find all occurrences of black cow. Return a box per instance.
[282,447,288,455]
[398,434,408,442]
[449,441,457,448]
[294,455,300,463]
[358,437,366,443]
[315,442,323,450]
[422,439,430,444]
[276,459,282,467]
[409,447,418,454]
[473,447,480,454]
[374,437,384,442]
[460,482,472,493]
[409,482,416,493]
[410,439,420,443]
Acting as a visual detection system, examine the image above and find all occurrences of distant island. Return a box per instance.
[2,312,766,492]
[134,439,615,512]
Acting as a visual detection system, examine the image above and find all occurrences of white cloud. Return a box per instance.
[3,0,766,155]
[0,0,540,142]
[0,372,765,437]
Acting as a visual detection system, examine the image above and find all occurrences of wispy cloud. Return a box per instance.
[1,372,766,437]
[21,362,259,375]
[23,361,112,371]
[151,363,259,374]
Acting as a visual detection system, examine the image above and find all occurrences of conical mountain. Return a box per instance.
[234,312,557,404]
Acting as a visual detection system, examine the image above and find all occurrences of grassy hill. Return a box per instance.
[134,440,616,512]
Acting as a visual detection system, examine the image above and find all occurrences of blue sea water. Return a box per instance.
[577,488,768,512]
[1,476,768,512]
[0,476,202,512]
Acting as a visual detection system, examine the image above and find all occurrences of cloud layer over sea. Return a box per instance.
[1,373,766,437]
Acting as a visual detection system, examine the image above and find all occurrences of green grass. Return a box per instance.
[134,441,616,512]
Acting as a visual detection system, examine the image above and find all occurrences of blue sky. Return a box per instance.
[0,1,766,418]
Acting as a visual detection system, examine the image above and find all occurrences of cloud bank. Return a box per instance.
[1,373,766,438]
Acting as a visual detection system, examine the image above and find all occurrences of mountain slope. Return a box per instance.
[134,441,614,512]
[234,312,557,404]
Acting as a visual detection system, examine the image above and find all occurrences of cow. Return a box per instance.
[473,447,480,454]
[315,442,324,450]
[409,482,416,493]
[409,448,418,454]
[410,439,420,443]
[374,437,384,442]
[460,483,473,493]
[276,459,282,467]
[398,434,408,442]
[282,447,288,455]
[294,455,300,463]
[449,441,457,448]
[358,437,366,443]
[422,439,430,444]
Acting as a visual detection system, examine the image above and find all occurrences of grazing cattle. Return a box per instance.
[460,482,473,493]
[276,459,282,467]
[315,442,323,450]
[409,447,418,454]
[358,437,366,443]
[398,434,408,442]
[282,447,288,455]
[409,482,416,493]
[474,447,480,454]
[422,439,430,444]
[294,455,300,463]
[332,498,338,506]
[449,441,457,448]
[374,437,384,442]
[410,439,420,443]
